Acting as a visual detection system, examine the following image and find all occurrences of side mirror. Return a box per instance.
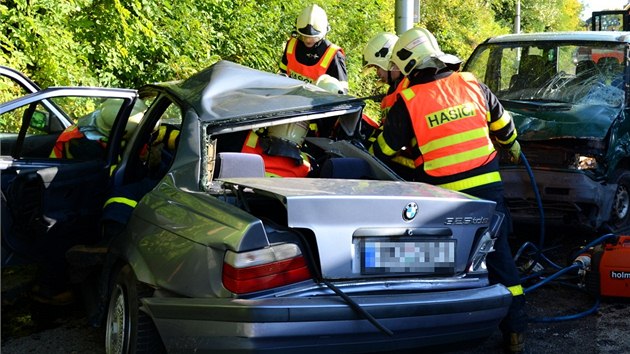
[30,110,49,131]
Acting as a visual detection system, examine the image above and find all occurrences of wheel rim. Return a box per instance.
[613,183,630,222]
[105,284,129,354]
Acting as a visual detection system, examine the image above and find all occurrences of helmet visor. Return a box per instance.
[297,23,322,37]
[299,35,321,47]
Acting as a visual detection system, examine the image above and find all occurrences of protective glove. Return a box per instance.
[508,140,521,164]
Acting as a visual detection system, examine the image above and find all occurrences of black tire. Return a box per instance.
[610,171,630,231]
[105,264,165,354]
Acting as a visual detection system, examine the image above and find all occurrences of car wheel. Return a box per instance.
[610,171,630,230]
[105,264,165,354]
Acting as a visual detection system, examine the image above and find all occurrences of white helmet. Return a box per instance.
[268,121,309,147]
[390,27,461,76]
[363,32,398,71]
[296,4,329,40]
[315,74,345,94]
[95,99,147,138]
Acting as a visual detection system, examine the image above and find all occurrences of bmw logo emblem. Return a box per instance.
[403,202,418,221]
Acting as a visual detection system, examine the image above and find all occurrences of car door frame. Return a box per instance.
[0,87,139,165]
[0,66,72,127]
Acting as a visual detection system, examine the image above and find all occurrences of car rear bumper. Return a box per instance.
[143,284,512,353]
[501,168,615,228]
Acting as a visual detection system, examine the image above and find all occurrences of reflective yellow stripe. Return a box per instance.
[401,88,415,101]
[287,38,297,55]
[245,131,258,148]
[437,171,502,191]
[104,196,138,209]
[420,127,489,154]
[157,126,167,143]
[376,133,397,156]
[507,284,524,296]
[320,44,339,69]
[298,152,312,170]
[489,111,513,131]
[425,144,495,172]
[496,131,518,145]
[167,130,180,150]
[391,155,416,169]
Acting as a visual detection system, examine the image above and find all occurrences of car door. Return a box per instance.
[0,87,140,265]
[1,66,73,155]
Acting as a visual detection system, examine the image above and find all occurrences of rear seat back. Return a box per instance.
[216,152,266,178]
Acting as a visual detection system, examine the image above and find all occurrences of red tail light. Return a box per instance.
[222,243,312,294]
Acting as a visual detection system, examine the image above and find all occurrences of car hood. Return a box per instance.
[506,102,621,141]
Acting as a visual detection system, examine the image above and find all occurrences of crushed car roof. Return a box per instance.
[484,31,630,44]
[147,60,362,123]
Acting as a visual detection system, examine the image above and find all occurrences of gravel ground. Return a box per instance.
[2,228,629,354]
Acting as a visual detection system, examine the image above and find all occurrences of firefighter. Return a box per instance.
[370,27,526,353]
[50,99,146,160]
[141,122,181,178]
[279,4,348,93]
[237,72,348,178]
[241,121,311,177]
[362,32,416,180]
[362,32,403,92]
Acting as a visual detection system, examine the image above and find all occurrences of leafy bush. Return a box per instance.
[1,0,582,108]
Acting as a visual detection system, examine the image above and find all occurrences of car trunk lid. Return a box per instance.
[219,178,496,280]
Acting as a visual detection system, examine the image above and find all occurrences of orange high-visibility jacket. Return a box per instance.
[241,131,310,178]
[285,37,342,83]
[380,77,410,112]
[49,125,107,159]
[401,72,496,177]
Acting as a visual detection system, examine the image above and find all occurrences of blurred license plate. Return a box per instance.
[361,239,455,274]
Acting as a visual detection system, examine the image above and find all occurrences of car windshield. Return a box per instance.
[465,41,626,108]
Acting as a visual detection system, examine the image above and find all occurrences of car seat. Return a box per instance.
[575,59,597,77]
[597,57,624,87]
[510,55,553,90]
[319,157,374,179]
[216,152,266,178]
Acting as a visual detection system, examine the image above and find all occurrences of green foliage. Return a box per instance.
[418,0,510,63]
[491,0,584,33]
[0,0,583,102]
[0,0,97,87]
